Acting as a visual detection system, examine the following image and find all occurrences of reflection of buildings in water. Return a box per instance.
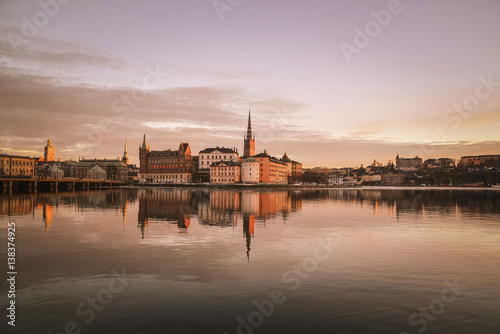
[137,189,193,238]
[243,213,254,261]
[0,195,34,216]
[257,191,292,221]
[43,203,53,231]
[198,191,240,226]
[197,190,300,227]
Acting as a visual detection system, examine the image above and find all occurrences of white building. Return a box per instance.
[199,147,239,170]
[241,157,260,183]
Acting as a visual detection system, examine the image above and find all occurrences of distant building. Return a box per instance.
[241,157,260,183]
[72,158,127,181]
[0,154,37,177]
[291,161,303,177]
[280,153,293,175]
[459,154,500,167]
[127,164,140,183]
[88,165,107,180]
[210,161,241,184]
[424,158,455,169]
[139,135,193,183]
[243,110,255,158]
[44,138,54,162]
[254,150,288,184]
[47,164,64,179]
[381,172,406,185]
[396,154,423,171]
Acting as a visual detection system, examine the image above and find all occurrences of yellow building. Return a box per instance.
[0,154,37,177]
[44,138,54,162]
[210,161,241,184]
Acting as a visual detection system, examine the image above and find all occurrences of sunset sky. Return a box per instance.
[1,0,499,167]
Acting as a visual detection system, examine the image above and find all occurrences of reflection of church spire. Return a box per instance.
[243,213,255,262]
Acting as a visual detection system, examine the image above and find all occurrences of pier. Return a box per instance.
[0,178,124,194]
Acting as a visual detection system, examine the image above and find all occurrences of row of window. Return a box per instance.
[211,172,237,176]
[0,160,34,166]
[147,174,192,179]
[201,154,236,160]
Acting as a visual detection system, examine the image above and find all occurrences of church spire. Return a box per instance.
[122,138,129,164]
[243,110,256,158]
[246,109,253,140]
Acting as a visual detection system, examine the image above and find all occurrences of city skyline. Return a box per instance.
[1,0,500,167]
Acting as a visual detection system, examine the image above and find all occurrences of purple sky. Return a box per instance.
[1,0,499,167]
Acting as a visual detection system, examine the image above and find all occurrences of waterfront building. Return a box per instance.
[396,154,423,171]
[198,146,239,182]
[0,153,37,177]
[291,160,303,177]
[139,135,194,183]
[253,150,288,184]
[280,153,293,175]
[210,161,241,184]
[459,154,500,167]
[243,110,255,158]
[47,164,64,179]
[72,158,128,181]
[381,172,406,185]
[424,158,455,169]
[87,165,106,180]
[241,157,260,183]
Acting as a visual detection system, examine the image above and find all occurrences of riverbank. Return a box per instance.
[121,183,500,190]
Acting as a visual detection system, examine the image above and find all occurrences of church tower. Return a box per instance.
[44,138,54,161]
[243,110,255,158]
[139,134,150,175]
[122,138,129,164]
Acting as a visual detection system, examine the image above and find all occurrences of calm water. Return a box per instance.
[1,188,499,334]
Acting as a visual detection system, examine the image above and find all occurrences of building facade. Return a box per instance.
[254,151,288,184]
[0,154,37,177]
[396,154,423,171]
[139,135,194,183]
[72,159,128,181]
[210,161,241,184]
[424,158,455,169]
[241,157,260,183]
[198,147,239,182]
[459,155,500,167]
[381,172,406,185]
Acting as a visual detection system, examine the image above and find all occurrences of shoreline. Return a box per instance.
[121,183,500,190]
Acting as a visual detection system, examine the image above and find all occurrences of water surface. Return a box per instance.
[1,188,499,334]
